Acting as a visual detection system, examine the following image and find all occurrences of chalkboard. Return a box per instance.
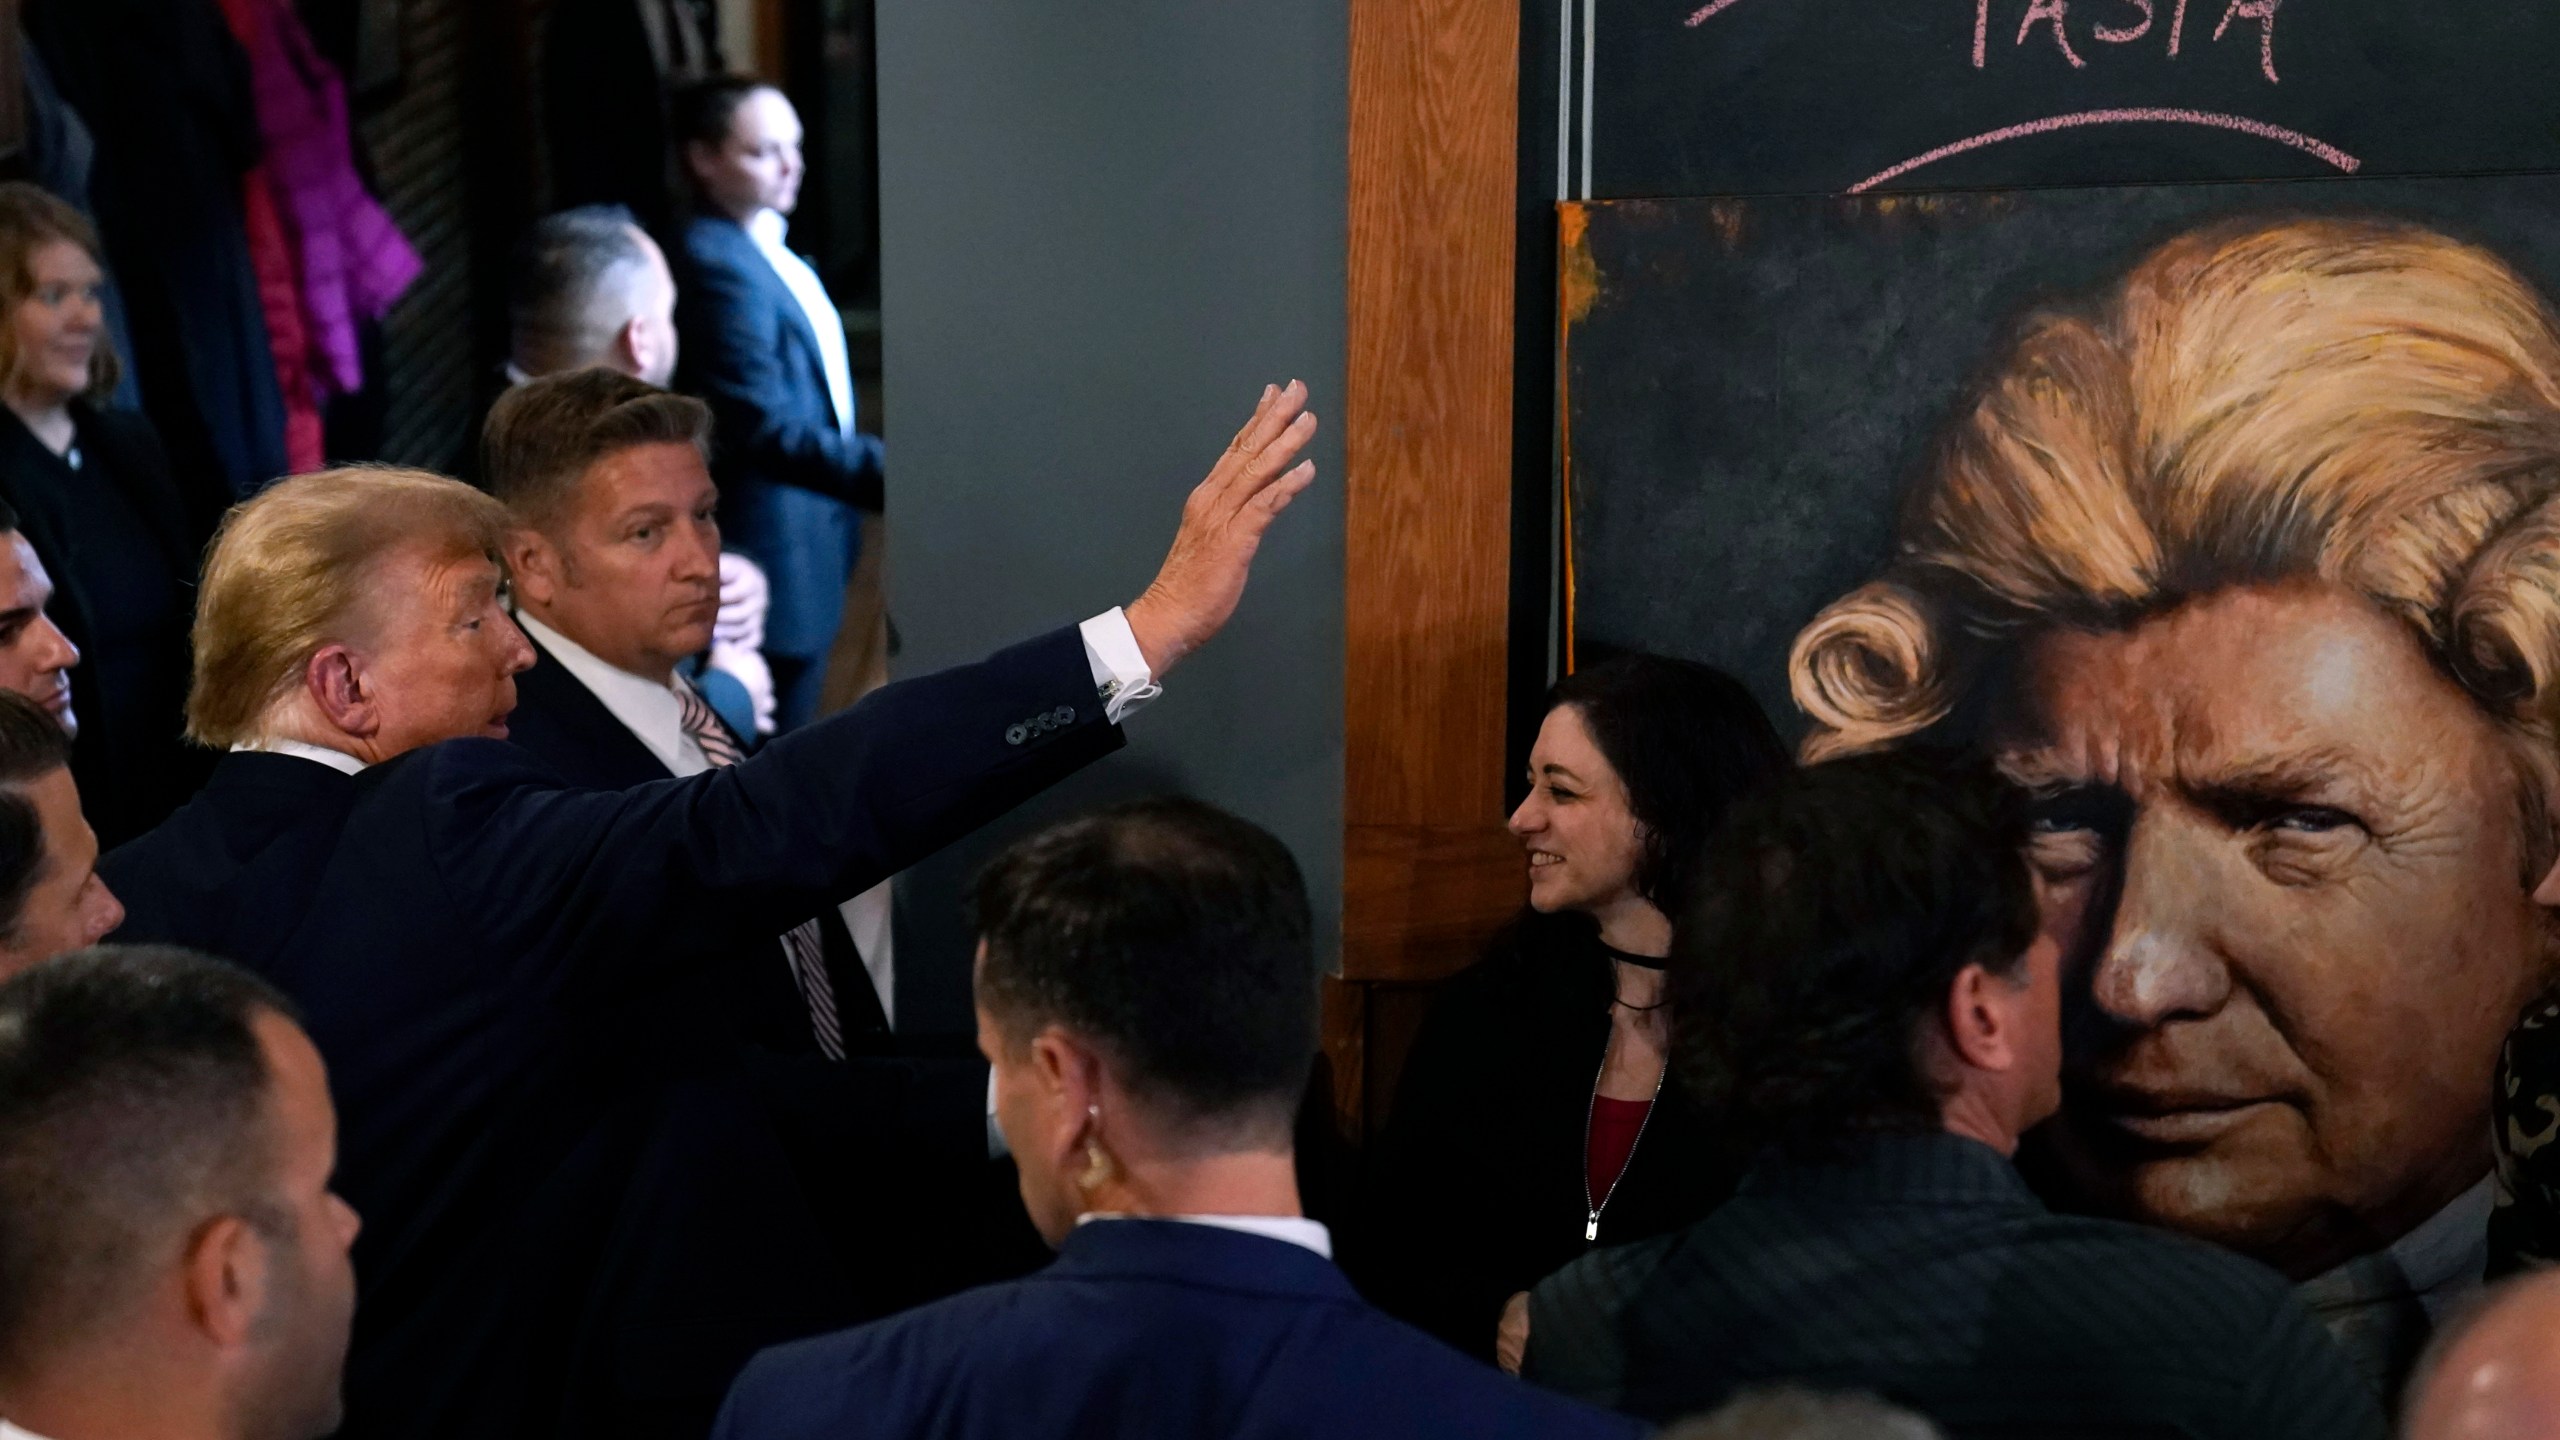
[1571,0,2560,197]
[1559,173,2560,730]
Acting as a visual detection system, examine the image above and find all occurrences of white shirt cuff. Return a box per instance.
[1078,607,1161,724]
[986,1068,1010,1159]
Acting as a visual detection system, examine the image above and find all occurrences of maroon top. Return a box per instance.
[1587,1095,1653,1204]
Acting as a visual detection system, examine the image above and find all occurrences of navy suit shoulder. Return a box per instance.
[712,1222,1644,1440]
[502,636,680,791]
[100,623,1123,1440]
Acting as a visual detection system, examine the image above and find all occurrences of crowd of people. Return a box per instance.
[2,23,2560,1440]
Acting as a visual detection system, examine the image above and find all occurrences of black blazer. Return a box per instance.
[502,630,888,1046]
[0,402,215,845]
[1526,1133,2389,1440]
[712,1220,1645,1440]
[103,626,1116,1440]
[1355,911,1739,1358]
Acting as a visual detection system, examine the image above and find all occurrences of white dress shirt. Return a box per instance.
[0,1420,55,1440]
[744,207,857,437]
[1076,1212,1334,1260]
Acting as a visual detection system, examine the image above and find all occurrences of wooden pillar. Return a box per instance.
[1337,0,1524,1140]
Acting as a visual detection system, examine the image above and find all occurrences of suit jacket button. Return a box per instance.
[1051,706,1075,725]
[1006,724,1028,746]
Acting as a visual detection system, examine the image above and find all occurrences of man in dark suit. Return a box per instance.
[100,379,1318,1440]
[712,797,1641,1440]
[670,77,882,731]
[486,367,882,1056]
[1521,752,2385,1440]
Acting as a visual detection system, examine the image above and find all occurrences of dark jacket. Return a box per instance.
[712,1219,1646,1440]
[501,629,888,1048]
[1526,1131,2389,1440]
[1357,911,1737,1357]
[25,0,288,503]
[0,402,214,845]
[670,211,883,659]
[102,625,1116,1440]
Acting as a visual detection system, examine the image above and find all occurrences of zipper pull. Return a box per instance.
[1585,1212,1600,1243]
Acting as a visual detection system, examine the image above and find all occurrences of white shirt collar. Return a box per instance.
[2390,1174,2495,1322]
[229,736,368,776]
[516,612,710,778]
[737,208,855,437]
[1075,1213,1332,1260]
[1,1418,60,1440]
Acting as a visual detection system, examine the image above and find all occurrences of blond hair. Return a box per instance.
[188,468,513,747]
[1792,215,2560,765]
[0,183,121,403]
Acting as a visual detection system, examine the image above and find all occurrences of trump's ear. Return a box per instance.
[304,644,378,740]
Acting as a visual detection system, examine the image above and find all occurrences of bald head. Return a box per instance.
[2406,1272,2560,1439]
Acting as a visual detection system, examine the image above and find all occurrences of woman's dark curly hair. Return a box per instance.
[1547,655,1788,923]
[1670,748,2039,1155]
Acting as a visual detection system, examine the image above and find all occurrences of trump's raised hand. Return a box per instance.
[1123,380,1319,677]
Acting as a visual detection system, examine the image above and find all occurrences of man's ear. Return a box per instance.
[1027,1027,1106,1162]
[504,527,564,610]
[181,1214,271,1351]
[304,645,378,739]
[610,318,650,381]
[1943,962,2018,1075]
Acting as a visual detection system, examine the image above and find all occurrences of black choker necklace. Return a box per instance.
[1601,943,1667,972]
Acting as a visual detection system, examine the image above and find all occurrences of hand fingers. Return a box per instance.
[1215,380,1310,486]
[1224,461,1316,548]
[1226,383,1280,451]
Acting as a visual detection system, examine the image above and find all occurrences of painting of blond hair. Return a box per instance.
[1793,215,2560,764]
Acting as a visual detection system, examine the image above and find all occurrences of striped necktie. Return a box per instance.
[677,682,845,1060]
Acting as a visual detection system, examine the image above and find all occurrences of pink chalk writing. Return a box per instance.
[1845,108,2359,192]
[1684,0,1750,25]
[1962,0,2279,79]
[2092,0,2152,44]
[2018,0,2088,66]
[2214,0,2282,82]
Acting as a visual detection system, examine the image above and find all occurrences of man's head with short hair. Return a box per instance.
[2403,1270,2560,1439]
[1664,1388,1945,1440]
[508,206,679,387]
[0,691,114,979]
[1672,749,2060,1159]
[0,500,78,738]
[0,947,358,1440]
[484,369,723,682]
[189,467,533,763]
[970,797,1317,1243]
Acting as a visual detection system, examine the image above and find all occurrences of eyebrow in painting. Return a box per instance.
[2184,746,2381,806]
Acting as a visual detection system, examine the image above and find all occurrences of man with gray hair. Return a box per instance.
[0,945,361,1440]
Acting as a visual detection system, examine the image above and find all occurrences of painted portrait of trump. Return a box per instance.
[1787,214,2560,1376]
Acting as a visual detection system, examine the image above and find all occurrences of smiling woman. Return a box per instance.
[1355,655,1788,1362]
[1788,213,2560,1392]
[0,183,212,847]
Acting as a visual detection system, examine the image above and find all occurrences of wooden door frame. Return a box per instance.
[1337,0,1525,1138]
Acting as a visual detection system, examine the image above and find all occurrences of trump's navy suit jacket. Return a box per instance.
[672,212,884,660]
[710,1219,1647,1440]
[102,626,1116,1440]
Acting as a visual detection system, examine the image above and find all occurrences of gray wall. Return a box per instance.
[875,2,1347,1032]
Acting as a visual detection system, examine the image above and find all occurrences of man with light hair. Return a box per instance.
[100,380,1319,1440]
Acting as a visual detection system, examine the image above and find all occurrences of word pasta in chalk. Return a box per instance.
[1974,0,2283,82]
